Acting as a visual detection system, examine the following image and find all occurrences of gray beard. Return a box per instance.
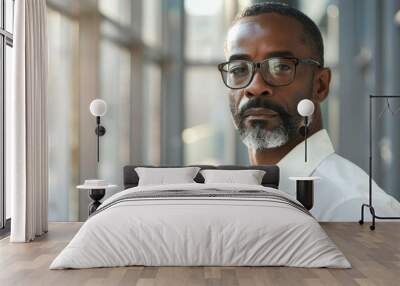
[240,114,312,151]
[241,124,289,151]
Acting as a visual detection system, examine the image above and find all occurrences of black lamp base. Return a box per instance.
[88,189,105,215]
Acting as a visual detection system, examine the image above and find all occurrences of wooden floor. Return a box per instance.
[0,223,399,286]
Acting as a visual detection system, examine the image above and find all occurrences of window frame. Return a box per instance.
[0,0,14,234]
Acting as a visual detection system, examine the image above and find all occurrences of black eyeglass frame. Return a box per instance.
[217,57,322,89]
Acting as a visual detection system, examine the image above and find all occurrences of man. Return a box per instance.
[219,2,400,221]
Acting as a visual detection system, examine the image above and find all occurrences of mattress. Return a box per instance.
[50,183,350,269]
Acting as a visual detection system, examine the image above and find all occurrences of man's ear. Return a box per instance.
[313,67,331,103]
[229,95,239,130]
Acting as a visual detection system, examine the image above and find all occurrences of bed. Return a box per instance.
[50,165,350,269]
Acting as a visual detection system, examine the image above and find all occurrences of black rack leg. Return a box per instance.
[359,204,376,230]
[369,206,376,231]
[359,204,366,225]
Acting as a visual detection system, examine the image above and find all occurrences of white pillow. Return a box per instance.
[200,169,266,185]
[135,167,201,186]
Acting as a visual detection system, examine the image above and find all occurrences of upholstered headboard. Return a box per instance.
[123,165,280,189]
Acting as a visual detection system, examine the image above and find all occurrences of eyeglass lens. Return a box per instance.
[222,58,296,88]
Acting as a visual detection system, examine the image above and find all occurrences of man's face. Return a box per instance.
[225,13,318,150]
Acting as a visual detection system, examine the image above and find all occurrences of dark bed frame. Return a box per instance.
[123,165,280,189]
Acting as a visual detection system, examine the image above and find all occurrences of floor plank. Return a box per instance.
[0,222,399,286]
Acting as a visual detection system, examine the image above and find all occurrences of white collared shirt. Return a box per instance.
[277,129,400,221]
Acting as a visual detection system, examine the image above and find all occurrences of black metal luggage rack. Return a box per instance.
[359,95,400,230]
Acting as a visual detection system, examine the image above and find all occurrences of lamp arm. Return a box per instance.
[305,116,308,162]
[97,116,100,162]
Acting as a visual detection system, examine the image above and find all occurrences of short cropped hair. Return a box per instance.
[233,2,324,66]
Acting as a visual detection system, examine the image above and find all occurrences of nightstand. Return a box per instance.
[77,181,117,215]
[288,176,320,210]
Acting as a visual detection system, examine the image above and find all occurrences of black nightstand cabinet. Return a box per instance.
[296,180,314,210]
[289,177,320,211]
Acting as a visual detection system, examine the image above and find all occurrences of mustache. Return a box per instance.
[237,97,290,121]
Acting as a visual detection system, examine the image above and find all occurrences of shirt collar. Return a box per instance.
[277,129,335,178]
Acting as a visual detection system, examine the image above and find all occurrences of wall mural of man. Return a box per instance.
[219,2,400,221]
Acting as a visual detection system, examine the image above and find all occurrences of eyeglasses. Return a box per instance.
[217,57,322,89]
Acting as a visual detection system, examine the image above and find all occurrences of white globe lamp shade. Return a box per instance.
[297,99,315,117]
[90,99,107,117]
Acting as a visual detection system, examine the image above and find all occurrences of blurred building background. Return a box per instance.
[44,0,400,221]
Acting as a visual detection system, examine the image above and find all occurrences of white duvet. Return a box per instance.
[50,183,351,269]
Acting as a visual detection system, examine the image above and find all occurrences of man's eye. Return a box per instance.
[272,64,291,72]
[229,66,248,76]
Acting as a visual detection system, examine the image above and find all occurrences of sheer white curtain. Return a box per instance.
[7,0,48,242]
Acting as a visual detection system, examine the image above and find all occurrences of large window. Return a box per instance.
[142,62,162,164]
[183,0,248,165]
[98,38,131,197]
[47,0,165,221]
[47,8,79,221]
[1,0,14,231]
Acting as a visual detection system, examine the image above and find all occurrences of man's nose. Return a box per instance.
[243,71,273,98]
